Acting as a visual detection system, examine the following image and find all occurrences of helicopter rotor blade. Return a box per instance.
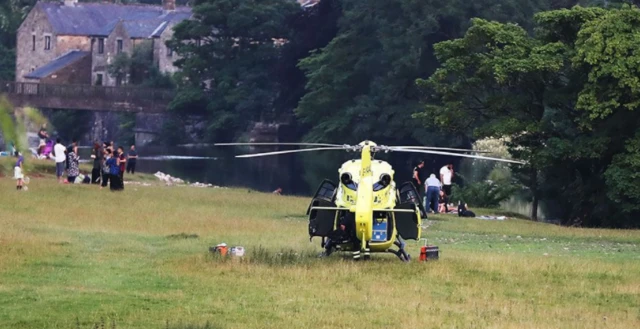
[387,147,526,164]
[391,146,492,153]
[215,142,342,147]
[235,146,349,158]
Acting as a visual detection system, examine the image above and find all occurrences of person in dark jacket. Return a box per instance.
[101,149,111,190]
[91,142,102,184]
[126,145,138,174]
[117,146,126,189]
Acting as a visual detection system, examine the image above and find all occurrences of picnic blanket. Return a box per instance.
[475,216,507,221]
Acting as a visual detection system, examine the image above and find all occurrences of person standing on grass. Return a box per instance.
[67,145,80,184]
[91,142,102,184]
[14,151,24,191]
[106,149,121,191]
[117,146,126,189]
[412,160,425,189]
[53,138,66,183]
[65,139,77,171]
[440,163,454,212]
[425,174,441,214]
[101,149,112,190]
[126,145,138,174]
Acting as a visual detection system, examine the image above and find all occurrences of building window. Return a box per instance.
[32,35,36,51]
[96,73,103,86]
[167,46,173,57]
[44,36,51,50]
[116,39,123,53]
[98,38,104,54]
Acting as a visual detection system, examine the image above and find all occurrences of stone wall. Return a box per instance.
[134,112,166,146]
[55,35,91,56]
[156,22,181,75]
[16,6,56,82]
[91,22,132,86]
[40,54,91,84]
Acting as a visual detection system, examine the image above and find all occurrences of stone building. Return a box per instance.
[16,0,191,86]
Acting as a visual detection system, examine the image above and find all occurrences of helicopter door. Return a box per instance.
[306,179,337,215]
[308,199,338,237]
[398,182,427,217]
[394,202,420,240]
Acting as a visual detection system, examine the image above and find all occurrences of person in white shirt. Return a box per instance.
[440,163,454,212]
[53,139,67,183]
[425,174,441,213]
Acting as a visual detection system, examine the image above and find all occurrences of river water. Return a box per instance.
[74,145,539,218]
[81,145,422,196]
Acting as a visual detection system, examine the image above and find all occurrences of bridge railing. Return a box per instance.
[0,81,175,103]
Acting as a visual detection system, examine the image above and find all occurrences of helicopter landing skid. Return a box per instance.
[386,238,411,262]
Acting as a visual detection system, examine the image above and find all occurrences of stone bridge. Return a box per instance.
[0,81,175,145]
[0,81,174,113]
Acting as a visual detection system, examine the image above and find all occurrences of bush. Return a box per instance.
[450,180,517,208]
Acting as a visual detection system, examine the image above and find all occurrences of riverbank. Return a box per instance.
[0,168,639,328]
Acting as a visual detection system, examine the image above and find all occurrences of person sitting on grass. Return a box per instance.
[14,151,24,191]
[438,190,447,213]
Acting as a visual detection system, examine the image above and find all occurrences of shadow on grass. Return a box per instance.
[73,317,221,329]
[165,320,221,329]
[166,233,199,240]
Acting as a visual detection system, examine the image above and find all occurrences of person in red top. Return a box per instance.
[117,146,127,190]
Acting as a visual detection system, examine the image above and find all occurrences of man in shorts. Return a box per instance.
[53,138,66,183]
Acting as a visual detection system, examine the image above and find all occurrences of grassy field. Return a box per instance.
[0,158,639,329]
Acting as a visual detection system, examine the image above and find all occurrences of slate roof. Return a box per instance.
[24,50,90,79]
[38,2,192,37]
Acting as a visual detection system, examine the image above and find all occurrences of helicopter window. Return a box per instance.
[373,174,391,191]
[341,173,358,190]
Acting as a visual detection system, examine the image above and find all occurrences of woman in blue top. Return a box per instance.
[106,150,121,191]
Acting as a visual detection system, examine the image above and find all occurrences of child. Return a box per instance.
[14,151,24,190]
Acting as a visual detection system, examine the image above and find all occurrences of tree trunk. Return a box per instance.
[531,193,539,221]
[530,168,539,221]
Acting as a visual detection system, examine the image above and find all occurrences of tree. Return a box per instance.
[0,0,36,80]
[295,0,569,146]
[167,0,300,142]
[418,5,640,227]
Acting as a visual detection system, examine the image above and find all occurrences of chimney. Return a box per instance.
[64,0,78,6]
[163,0,176,11]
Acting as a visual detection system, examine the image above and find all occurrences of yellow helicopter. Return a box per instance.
[216,140,524,261]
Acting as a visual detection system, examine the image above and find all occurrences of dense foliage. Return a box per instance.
[2,0,640,226]
[418,5,640,227]
[167,0,301,141]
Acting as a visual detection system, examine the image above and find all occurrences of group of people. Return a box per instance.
[413,160,454,214]
[51,139,138,191]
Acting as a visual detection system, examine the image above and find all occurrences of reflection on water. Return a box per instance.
[137,155,218,160]
[125,145,313,195]
[78,145,536,218]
